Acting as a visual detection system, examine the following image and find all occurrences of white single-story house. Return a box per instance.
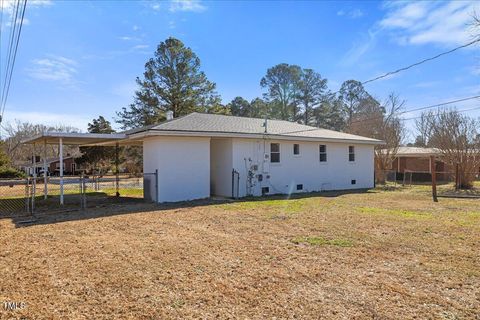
[23,112,383,203]
[127,112,383,202]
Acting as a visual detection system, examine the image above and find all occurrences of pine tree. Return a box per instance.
[260,63,302,121]
[117,37,221,129]
[77,116,116,173]
[298,69,328,125]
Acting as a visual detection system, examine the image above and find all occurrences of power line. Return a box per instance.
[277,94,480,136]
[362,39,480,85]
[331,38,480,96]
[348,94,480,126]
[0,0,4,105]
[1,0,20,107]
[1,0,26,112]
[401,105,480,122]
[0,0,20,122]
[0,0,26,125]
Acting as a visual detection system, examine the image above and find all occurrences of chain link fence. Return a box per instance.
[0,172,158,215]
[376,169,480,198]
[0,178,31,214]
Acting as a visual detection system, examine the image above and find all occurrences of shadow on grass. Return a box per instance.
[5,188,371,228]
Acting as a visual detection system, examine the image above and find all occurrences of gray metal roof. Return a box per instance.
[395,147,441,156]
[21,132,128,145]
[127,112,383,144]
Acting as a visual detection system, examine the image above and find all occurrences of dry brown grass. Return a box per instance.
[0,187,479,319]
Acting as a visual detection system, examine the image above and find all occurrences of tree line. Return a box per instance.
[116,37,395,136]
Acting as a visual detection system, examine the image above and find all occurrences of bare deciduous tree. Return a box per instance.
[416,109,480,189]
[373,93,406,184]
[2,120,80,165]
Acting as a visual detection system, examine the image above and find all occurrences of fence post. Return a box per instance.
[32,176,36,213]
[115,143,120,197]
[155,169,159,203]
[81,173,86,210]
[430,156,438,202]
[44,138,48,200]
[231,169,234,198]
[236,171,240,199]
[79,173,84,210]
[25,178,30,214]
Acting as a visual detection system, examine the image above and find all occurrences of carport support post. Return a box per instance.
[32,143,37,212]
[430,155,438,202]
[43,139,48,199]
[59,137,64,205]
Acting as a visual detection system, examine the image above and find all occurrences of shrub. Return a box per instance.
[0,166,25,178]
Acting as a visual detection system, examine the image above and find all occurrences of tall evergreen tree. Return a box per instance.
[338,80,369,129]
[117,37,221,129]
[77,116,116,173]
[348,95,384,136]
[250,98,270,118]
[313,95,345,131]
[298,69,328,125]
[228,97,251,117]
[260,63,301,121]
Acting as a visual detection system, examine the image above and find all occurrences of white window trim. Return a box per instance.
[348,146,356,163]
[319,144,328,164]
[293,143,301,157]
[270,143,281,164]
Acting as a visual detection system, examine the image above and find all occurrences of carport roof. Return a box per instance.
[395,147,441,157]
[21,132,129,146]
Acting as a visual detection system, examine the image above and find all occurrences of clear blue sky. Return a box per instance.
[1,0,479,141]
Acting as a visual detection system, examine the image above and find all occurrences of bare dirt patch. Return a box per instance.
[0,188,479,319]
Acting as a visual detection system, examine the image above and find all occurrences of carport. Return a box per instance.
[21,132,138,205]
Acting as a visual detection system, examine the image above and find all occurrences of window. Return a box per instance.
[296,184,303,190]
[262,187,270,195]
[270,143,280,163]
[349,146,355,162]
[293,144,300,155]
[351,179,356,185]
[319,145,327,162]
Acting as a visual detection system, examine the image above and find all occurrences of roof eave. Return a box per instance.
[128,130,384,145]
[21,132,129,145]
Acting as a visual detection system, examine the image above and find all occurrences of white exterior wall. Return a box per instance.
[142,134,375,202]
[210,138,233,197]
[143,136,211,203]
[231,138,374,197]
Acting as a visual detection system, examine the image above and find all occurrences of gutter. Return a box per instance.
[127,129,385,145]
